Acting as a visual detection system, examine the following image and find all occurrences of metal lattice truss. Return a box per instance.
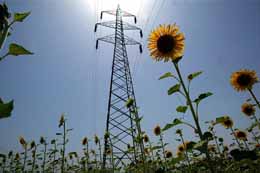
[94,5,145,169]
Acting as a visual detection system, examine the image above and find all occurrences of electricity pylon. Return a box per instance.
[94,5,145,169]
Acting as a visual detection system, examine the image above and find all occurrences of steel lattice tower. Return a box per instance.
[94,5,144,169]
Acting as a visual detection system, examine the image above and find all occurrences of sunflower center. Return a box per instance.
[236,74,252,87]
[157,35,175,53]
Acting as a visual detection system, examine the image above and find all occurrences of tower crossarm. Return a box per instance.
[94,21,143,37]
[100,9,137,23]
[96,35,143,53]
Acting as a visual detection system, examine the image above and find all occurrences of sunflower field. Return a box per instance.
[1,1,260,173]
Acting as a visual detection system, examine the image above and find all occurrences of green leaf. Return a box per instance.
[14,12,31,22]
[176,106,188,113]
[168,84,180,95]
[162,118,183,132]
[0,100,14,119]
[215,116,229,124]
[159,72,174,80]
[188,71,203,81]
[125,98,134,108]
[151,145,162,151]
[194,92,213,104]
[8,43,33,56]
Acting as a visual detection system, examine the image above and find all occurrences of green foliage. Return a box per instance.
[176,105,188,113]
[159,72,174,80]
[0,98,14,119]
[14,12,31,22]
[8,43,33,56]
[162,118,183,132]
[125,98,134,108]
[168,84,180,95]
[194,92,213,104]
[188,71,203,81]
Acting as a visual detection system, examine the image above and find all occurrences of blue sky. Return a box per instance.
[0,0,260,155]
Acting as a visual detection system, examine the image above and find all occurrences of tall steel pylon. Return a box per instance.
[94,5,145,169]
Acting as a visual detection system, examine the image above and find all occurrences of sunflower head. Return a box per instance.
[241,103,255,117]
[40,136,45,145]
[207,144,216,153]
[221,117,233,129]
[82,137,88,146]
[59,114,65,127]
[177,144,185,152]
[144,148,150,155]
[234,130,247,141]
[94,135,99,145]
[255,143,260,149]
[175,129,182,136]
[165,150,173,158]
[15,153,20,160]
[30,141,36,149]
[153,125,161,136]
[143,134,149,143]
[148,24,185,62]
[230,69,258,91]
[19,136,27,148]
[176,150,183,158]
[106,148,112,155]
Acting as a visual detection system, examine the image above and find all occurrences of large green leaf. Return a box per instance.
[194,92,213,104]
[168,84,180,95]
[125,98,134,108]
[8,43,33,56]
[159,72,174,80]
[0,99,14,119]
[188,71,203,81]
[14,12,31,22]
[176,105,188,113]
[162,118,183,132]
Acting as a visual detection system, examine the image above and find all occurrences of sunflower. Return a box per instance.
[176,150,183,158]
[143,134,149,143]
[15,153,20,160]
[175,129,182,136]
[106,148,112,155]
[82,137,88,146]
[40,136,45,145]
[230,69,258,91]
[148,24,185,62]
[221,117,233,129]
[177,144,185,153]
[234,130,247,141]
[144,148,150,155]
[241,103,255,116]
[207,144,216,153]
[19,136,27,148]
[255,143,260,148]
[94,135,99,145]
[165,150,173,158]
[153,125,161,136]
[59,114,65,127]
[30,141,36,149]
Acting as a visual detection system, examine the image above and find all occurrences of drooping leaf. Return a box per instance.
[168,84,180,95]
[162,118,183,132]
[14,12,31,22]
[188,71,203,81]
[159,72,174,80]
[215,116,229,124]
[151,145,163,151]
[176,105,188,113]
[194,92,213,104]
[125,98,134,108]
[0,99,14,119]
[8,43,33,56]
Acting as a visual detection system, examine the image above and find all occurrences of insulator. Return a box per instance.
[94,24,97,32]
[100,12,103,19]
[96,40,99,49]
[134,17,137,24]
[140,30,143,38]
[139,45,143,53]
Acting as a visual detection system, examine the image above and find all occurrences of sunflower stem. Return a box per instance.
[243,141,250,150]
[248,89,260,111]
[172,61,215,173]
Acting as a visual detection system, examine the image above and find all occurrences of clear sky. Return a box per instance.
[0,0,260,155]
